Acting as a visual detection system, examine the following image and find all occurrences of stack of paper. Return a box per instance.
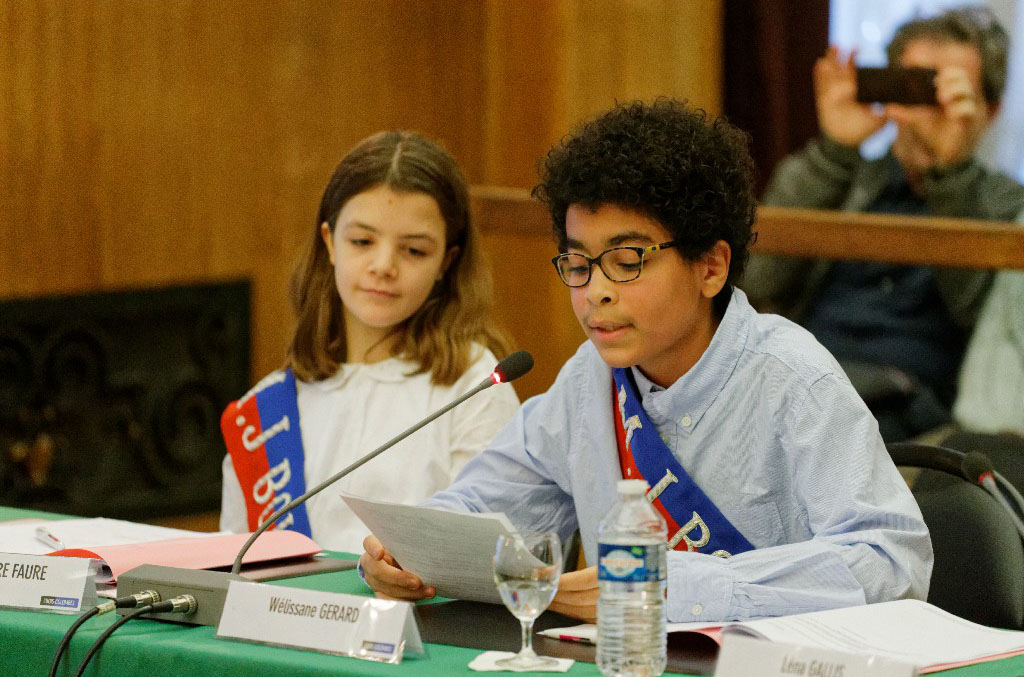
[540,599,1024,673]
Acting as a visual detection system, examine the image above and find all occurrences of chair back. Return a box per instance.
[888,442,1024,629]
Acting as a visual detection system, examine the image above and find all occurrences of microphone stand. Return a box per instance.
[114,351,532,627]
[230,374,498,574]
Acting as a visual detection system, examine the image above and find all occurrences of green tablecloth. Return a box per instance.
[6,570,607,676]
[2,506,604,676]
[2,506,1023,676]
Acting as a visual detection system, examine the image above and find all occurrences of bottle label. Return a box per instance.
[597,543,665,583]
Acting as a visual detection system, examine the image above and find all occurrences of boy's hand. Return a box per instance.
[549,566,598,622]
[359,535,436,600]
[814,46,886,147]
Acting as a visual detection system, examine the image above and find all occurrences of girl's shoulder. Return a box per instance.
[232,368,292,405]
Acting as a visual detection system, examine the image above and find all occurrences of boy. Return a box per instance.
[361,100,932,622]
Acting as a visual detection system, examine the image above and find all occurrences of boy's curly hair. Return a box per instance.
[533,99,757,287]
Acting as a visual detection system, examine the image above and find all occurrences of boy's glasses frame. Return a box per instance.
[551,241,678,287]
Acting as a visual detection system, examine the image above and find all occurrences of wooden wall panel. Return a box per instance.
[480,0,568,188]
[1,0,723,399]
[564,0,723,123]
[483,230,586,402]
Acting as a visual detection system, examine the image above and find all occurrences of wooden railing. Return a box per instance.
[471,186,1024,270]
[471,185,1024,399]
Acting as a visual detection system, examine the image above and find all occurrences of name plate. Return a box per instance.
[0,553,98,614]
[715,635,917,677]
[216,580,424,664]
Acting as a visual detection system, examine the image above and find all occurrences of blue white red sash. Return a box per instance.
[612,367,753,557]
[220,368,312,537]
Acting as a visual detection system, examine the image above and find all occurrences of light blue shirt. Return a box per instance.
[427,288,932,622]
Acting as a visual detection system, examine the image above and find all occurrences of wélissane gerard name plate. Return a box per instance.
[216,580,423,664]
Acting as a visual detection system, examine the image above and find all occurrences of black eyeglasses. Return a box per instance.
[551,242,677,287]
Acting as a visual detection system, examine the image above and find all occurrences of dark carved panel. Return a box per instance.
[0,281,250,520]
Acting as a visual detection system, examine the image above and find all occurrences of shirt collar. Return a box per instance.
[314,356,414,389]
[633,287,752,432]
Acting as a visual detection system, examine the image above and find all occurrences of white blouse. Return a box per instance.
[220,346,521,553]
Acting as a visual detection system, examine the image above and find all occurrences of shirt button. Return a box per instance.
[681,415,692,427]
[691,603,703,616]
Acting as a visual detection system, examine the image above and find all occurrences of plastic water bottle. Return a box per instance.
[596,479,668,677]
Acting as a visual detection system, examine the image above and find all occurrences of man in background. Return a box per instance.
[743,7,1024,442]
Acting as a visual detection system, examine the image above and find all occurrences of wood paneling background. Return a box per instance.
[1,0,723,402]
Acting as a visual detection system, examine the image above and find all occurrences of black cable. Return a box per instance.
[72,595,195,677]
[49,591,160,677]
[49,606,100,677]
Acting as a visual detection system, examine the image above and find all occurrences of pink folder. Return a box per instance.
[46,531,321,582]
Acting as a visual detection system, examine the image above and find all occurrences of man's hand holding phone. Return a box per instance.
[886,64,991,170]
[814,47,887,148]
[816,45,993,171]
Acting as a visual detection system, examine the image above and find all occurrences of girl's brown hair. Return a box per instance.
[287,131,510,385]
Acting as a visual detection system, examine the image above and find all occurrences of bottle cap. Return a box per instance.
[617,479,649,495]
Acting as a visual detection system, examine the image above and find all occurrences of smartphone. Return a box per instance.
[856,67,938,105]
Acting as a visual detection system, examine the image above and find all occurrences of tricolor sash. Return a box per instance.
[613,367,753,557]
[221,368,312,537]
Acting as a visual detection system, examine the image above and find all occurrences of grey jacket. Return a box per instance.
[741,136,1024,330]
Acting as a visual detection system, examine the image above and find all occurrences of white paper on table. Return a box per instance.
[719,599,1024,672]
[341,493,516,604]
[546,600,1024,673]
[0,517,223,556]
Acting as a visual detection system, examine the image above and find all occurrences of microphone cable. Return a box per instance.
[962,451,1024,541]
[49,590,161,677]
[72,594,197,677]
[994,470,1024,522]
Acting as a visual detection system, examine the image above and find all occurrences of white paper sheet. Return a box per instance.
[341,493,516,604]
[0,517,219,556]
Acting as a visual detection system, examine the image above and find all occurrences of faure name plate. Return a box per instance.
[0,552,98,614]
[216,580,424,664]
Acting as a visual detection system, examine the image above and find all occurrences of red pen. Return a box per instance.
[35,527,66,551]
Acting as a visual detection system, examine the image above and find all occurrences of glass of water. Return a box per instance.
[492,530,562,670]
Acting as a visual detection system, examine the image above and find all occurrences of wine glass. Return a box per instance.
[492,530,562,670]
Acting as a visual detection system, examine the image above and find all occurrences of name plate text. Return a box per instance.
[0,553,97,614]
[216,580,423,664]
[715,635,917,677]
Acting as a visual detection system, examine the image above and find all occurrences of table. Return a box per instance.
[2,506,1022,676]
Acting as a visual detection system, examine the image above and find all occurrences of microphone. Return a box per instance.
[491,349,534,385]
[962,451,1024,540]
[115,350,534,627]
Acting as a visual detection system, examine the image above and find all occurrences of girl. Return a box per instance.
[220,131,520,553]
